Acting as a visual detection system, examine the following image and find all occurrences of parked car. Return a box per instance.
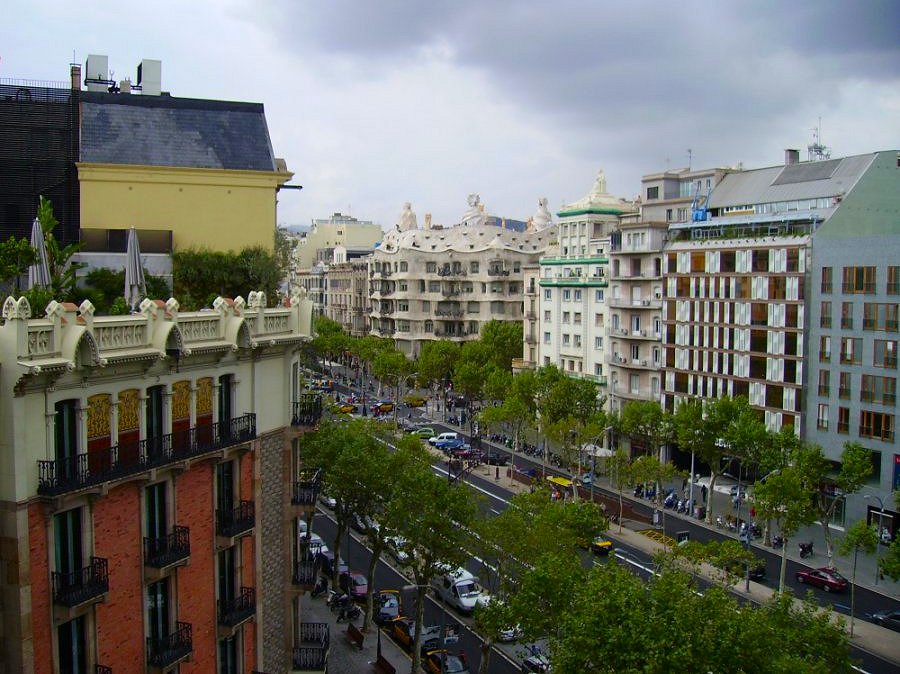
[412,426,435,439]
[868,608,900,632]
[339,570,368,600]
[437,438,470,453]
[429,432,459,446]
[422,649,469,674]
[319,493,337,509]
[483,451,509,466]
[390,617,459,654]
[521,653,551,673]
[374,590,402,625]
[371,401,395,413]
[795,567,848,592]
[431,567,490,615]
[386,535,411,565]
[590,534,614,555]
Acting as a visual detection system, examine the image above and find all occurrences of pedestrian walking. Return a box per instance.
[701,484,708,503]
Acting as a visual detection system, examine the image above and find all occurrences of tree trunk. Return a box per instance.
[363,546,380,632]
[410,585,427,674]
[778,537,789,592]
[821,519,835,568]
[849,547,858,637]
[705,470,722,524]
[478,637,494,674]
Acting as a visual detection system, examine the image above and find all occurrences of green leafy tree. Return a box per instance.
[837,520,878,637]
[471,491,604,674]
[311,315,348,375]
[881,490,900,581]
[37,195,84,300]
[753,463,816,590]
[172,246,284,309]
[477,319,522,370]
[0,236,36,292]
[619,400,675,461]
[795,441,872,567]
[385,457,477,674]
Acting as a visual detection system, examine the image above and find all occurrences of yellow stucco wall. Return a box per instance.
[77,163,292,252]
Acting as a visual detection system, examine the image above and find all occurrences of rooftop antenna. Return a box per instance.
[808,117,831,161]
[687,148,693,171]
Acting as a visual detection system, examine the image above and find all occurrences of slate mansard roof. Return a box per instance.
[80,91,277,171]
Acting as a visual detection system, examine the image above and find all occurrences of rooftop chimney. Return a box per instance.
[785,149,800,165]
[70,63,81,90]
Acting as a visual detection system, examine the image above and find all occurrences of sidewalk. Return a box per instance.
[303,593,411,674]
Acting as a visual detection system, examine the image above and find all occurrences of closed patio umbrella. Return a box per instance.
[28,217,51,289]
[124,227,146,311]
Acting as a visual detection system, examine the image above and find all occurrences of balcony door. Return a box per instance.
[216,461,236,518]
[146,386,165,461]
[218,546,236,610]
[57,615,86,674]
[146,482,168,542]
[147,579,170,645]
[54,400,78,481]
[54,508,83,582]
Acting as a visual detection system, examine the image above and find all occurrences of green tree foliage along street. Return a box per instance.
[172,246,284,310]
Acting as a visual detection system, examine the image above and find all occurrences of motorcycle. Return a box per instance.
[772,535,784,549]
[310,576,328,598]
[336,602,361,623]
[326,590,349,611]
[663,491,677,509]
[798,542,814,559]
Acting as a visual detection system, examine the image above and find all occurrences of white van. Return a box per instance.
[428,431,459,446]
[431,567,490,614]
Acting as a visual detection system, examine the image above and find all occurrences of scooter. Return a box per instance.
[772,535,784,549]
[798,542,814,558]
[310,576,328,598]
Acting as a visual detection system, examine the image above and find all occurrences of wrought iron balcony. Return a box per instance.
[95,665,112,674]
[292,394,323,426]
[217,500,255,538]
[219,586,256,628]
[38,414,257,497]
[292,623,329,671]
[292,469,322,506]
[293,560,319,588]
[51,557,109,607]
[144,526,190,569]
[147,621,192,669]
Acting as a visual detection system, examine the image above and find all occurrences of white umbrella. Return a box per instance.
[28,217,51,289]
[582,443,614,458]
[124,227,146,311]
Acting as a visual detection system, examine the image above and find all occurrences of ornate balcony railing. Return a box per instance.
[144,526,191,569]
[147,621,192,669]
[51,557,109,607]
[292,469,322,506]
[38,414,256,497]
[293,623,329,671]
[292,394,323,426]
[293,560,319,587]
[218,586,256,628]
[216,500,255,538]
[95,665,112,674]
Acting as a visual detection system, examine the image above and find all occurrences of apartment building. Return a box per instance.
[0,291,326,674]
[805,149,899,530]
[324,256,371,337]
[537,171,637,386]
[291,212,382,271]
[370,214,556,357]
[661,151,889,432]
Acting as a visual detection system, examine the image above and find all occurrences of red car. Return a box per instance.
[796,567,848,592]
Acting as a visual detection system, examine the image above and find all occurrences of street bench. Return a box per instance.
[346,622,364,650]
[373,654,396,674]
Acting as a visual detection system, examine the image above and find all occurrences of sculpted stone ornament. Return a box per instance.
[461,193,487,227]
[531,197,552,230]
[398,202,418,231]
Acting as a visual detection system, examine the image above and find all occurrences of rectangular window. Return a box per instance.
[821,267,833,294]
[817,404,829,431]
[544,290,551,300]
[863,303,899,331]
[57,616,86,674]
[888,266,899,295]
[543,332,550,344]
[562,312,570,324]
[841,302,853,330]
[574,312,582,325]
[820,301,832,328]
[562,334,571,346]
[817,370,830,396]
[574,335,582,348]
[859,411,895,442]
[874,340,898,369]
[840,337,862,365]
[595,336,603,349]
[839,372,852,399]
[563,289,571,301]
[595,290,604,302]
[470,261,479,273]
[861,375,897,404]
[426,262,437,273]
[647,186,659,200]
[837,407,850,434]
[842,266,876,294]
[819,336,831,362]
[544,310,551,322]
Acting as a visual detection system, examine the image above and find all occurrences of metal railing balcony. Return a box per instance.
[51,557,109,607]
[291,394,323,426]
[147,621,192,669]
[293,560,319,587]
[144,526,190,569]
[292,469,322,506]
[218,586,255,628]
[216,500,255,538]
[293,623,329,671]
[95,666,112,674]
[38,414,257,497]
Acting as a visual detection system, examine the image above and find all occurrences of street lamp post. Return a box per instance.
[865,494,886,585]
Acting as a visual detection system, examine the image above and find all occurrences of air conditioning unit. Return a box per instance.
[642,299,651,306]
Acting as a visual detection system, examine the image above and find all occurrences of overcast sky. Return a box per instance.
[4,1,898,231]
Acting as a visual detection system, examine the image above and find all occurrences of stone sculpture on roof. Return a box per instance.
[462,193,487,227]
[398,202,418,232]
[531,197,552,230]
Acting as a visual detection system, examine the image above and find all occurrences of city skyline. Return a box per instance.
[3,0,898,231]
